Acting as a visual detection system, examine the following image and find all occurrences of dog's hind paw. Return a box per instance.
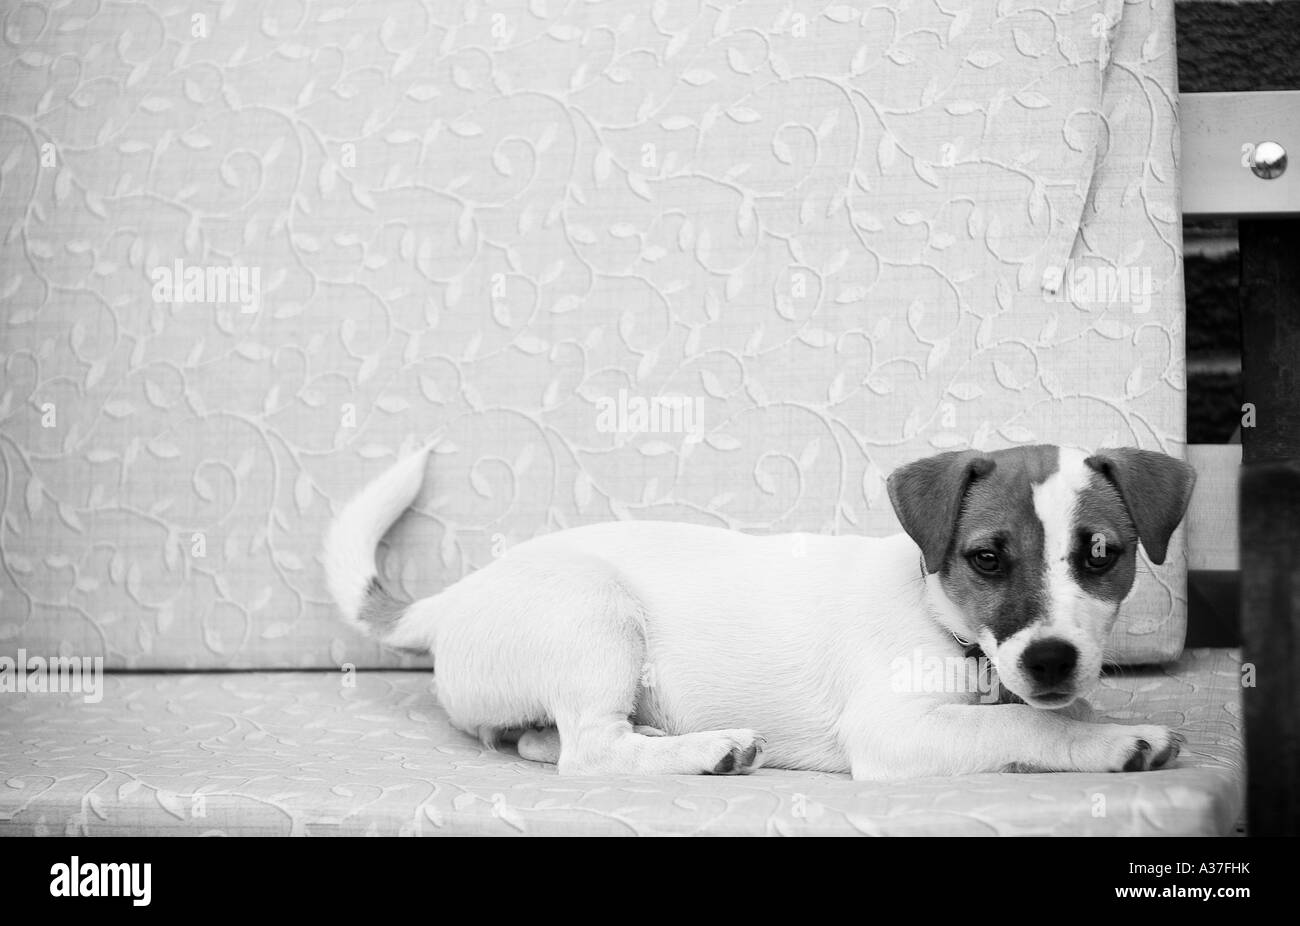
[709,731,766,775]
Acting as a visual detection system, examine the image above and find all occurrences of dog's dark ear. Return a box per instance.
[1084,448,1196,565]
[887,451,996,574]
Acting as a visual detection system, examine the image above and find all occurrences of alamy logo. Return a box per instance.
[594,389,703,436]
[50,856,151,906]
[0,650,103,703]
[890,648,1002,704]
[150,259,261,313]
[1044,263,1153,312]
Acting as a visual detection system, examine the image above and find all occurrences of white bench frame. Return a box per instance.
[1181,90,1300,836]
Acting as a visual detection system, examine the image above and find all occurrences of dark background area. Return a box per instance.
[1179,0,1300,443]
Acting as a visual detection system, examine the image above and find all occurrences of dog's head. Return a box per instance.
[887,445,1195,708]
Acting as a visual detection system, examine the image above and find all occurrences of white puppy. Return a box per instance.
[325,443,1195,780]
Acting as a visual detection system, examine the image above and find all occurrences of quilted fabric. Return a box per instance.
[0,648,1243,835]
[0,0,1186,669]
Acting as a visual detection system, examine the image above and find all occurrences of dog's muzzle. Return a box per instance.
[1019,637,1079,703]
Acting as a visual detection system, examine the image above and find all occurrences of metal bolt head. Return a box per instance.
[1250,141,1288,180]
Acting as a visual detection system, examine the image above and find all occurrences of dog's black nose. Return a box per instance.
[1021,639,1078,689]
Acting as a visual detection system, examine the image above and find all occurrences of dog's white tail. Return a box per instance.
[323,445,432,638]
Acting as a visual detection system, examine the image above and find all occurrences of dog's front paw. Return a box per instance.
[1073,724,1184,772]
[1118,729,1185,771]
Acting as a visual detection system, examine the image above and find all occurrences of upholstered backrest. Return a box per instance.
[0,0,1184,669]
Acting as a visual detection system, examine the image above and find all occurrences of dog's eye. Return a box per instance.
[1084,550,1117,572]
[969,550,1001,574]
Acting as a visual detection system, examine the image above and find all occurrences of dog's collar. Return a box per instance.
[918,553,984,658]
[918,555,1023,703]
[953,633,982,658]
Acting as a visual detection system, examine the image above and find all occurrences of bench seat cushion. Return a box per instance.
[0,0,1189,671]
[0,648,1244,836]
